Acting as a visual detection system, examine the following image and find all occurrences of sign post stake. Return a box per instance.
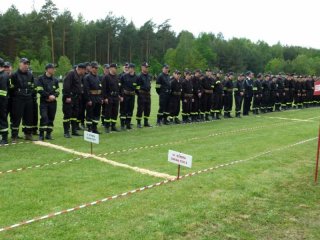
[315,124,320,184]
[84,131,99,155]
[177,164,181,180]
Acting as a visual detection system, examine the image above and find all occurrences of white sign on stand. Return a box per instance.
[84,131,99,144]
[168,150,192,168]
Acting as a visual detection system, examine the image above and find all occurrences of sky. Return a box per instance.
[2,0,320,49]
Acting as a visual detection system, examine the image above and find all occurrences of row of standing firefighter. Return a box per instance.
[0,58,319,144]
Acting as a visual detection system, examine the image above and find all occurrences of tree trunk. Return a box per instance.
[50,23,55,64]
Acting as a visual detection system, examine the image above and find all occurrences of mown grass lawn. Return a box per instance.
[0,86,319,239]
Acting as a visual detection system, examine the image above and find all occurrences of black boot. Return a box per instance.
[205,114,210,121]
[92,123,100,134]
[156,115,162,126]
[216,113,221,120]
[163,117,170,125]
[45,131,54,140]
[72,121,82,136]
[111,122,120,132]
[236,112,241,118]
[120,119,126,131]
[228,112,233,118]
[39,131,45,141]
[144,118,152,127]
[0,133,8,145]
[224,112,228,118]
[137,119,142,128]
[126,118,132,130]
[174,117,181,124]
[63,121,71,138]
[104,122,111,133]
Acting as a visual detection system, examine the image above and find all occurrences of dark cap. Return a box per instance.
[174,70,181,74]
[124,62,129,67]
[228,72,234,76]
[45,63,55,70]
[141,62,149,67]
[239,73,245,77]
[109,63,118,68]
[4,61,11,67]
[184,70,191,75]
[194,69,201,73]
[20,58,30,64]
[246,71,252,76]
[264,73,270,77]
[257,73,262,78]
[163,64,169,69]
[128,63,135,68]
[90,61,99,68]
[77,63,87,69]
[0,58,4,67]
[103,64,110,69]
[85,62,90,67]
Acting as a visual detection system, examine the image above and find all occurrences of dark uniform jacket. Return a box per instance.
[37,73,60,101]
[0,70,9,98]
[120,73,138,96]
[243,78,253,97]
[170,78,182,96]
[223,78,233,95]
[156,72,171,95]
[137,73,152,93]
[233,80,244,96]
[63,69,83,98]
[83,72,102,103]
[213,78,223,94]
[102,73,120,98]
[201,76,214,92]
[253,79,262,96]
[191,76,202,96]
[181,79,193,99]
[11,69,35,97]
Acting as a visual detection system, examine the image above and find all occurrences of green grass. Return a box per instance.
[0,86,319,239]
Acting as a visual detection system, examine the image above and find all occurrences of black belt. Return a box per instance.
[16,88,32,94]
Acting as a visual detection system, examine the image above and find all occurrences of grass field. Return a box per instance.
[1,86,320,239]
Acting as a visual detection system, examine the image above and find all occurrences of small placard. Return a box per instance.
[84,131,99,144]
[168,150,192,168]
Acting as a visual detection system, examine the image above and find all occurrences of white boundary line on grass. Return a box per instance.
[263,116,316,122]
[0,136,316,233]
[0,122,291,176]
[34,141,176,180]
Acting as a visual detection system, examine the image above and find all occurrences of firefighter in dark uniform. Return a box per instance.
[234,73,244,118]
[269,76,278,112]
[294,76,303,109]
[100,64,110,126]
[83,62,103,134]
[252,73,263,114]
[136,62,152,128]
[10,58,35,141]
[119,62,129,127]
[275,74,285,111]
[0,58,10,145]
[29,67,39,136]
[212,72,223,120]
[102,63,122,133]
[156,64,171,125]
[201,69,214,121]
[285,73,295,109]
[191,69,202,122]
[169,70,182,124]
[243,71,254,116]
[62,63,86,138]
[4,62,14,129]
[181,70,193,123]
[305,76,314,108]
[261,74,271,113]
[37,63,59,141]
[77,62,91,130]
[223,72,234,118]
[120,63,138,130]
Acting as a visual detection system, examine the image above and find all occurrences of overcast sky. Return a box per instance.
[2,0,320,49]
